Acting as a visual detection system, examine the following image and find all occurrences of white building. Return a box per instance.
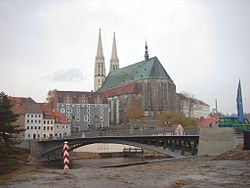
[53,111,71,138]
[9,97,71,140]
[176,93,210,119]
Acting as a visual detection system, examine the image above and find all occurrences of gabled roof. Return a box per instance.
[99,56,173,90]
[54,91,109,104]
[176,93,209,107]
[9,97,42,114]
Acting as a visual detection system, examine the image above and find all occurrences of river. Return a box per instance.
[27,157,148,169]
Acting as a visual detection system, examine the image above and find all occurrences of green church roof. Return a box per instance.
[99,56,173,91]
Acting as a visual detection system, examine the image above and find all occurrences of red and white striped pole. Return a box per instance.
[63,141,69,172]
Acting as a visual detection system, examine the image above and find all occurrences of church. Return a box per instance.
[94,29,177,125]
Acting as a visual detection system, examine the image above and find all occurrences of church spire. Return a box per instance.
[110,32,119,72]
[97,28,104,57]
[94,28,106,91]
[144,40,149,61]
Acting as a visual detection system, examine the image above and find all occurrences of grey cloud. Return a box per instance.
[50,68,84,82]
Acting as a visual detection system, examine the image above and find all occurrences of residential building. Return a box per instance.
[176,93,210,118]
[50,90,109,132]
[9,97,71,139]
[53,111,71,138]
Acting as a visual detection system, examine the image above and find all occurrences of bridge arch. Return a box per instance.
[38,136,198,159]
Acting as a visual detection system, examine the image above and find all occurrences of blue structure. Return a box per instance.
[237,80,244,123]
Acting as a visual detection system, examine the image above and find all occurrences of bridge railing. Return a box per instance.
[78,126,199,138]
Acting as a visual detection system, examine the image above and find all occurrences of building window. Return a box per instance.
[35,120,37,123]
[38,134,40,138]
[38,126,40,130]
[47,120,49,124]
[61,108,65,113]
[87,109,90,113]
[77,109,80,113]
[38,114,41,118]
[31,114,33,118]
[38,120,41,123]
[27,119,29,123]
[75,127,80,132]
[35,114,37,118]
[31,120,33,123]
[47,127,49,130]
[28,134,30,138]
[44,134,46,138]
[44,127,46,130]
[87,118,90,122]
[66,108,72,114]
[27,114,29,118]
[51,127,53,130]
[27,126,29,129]
[51,120,53,124]
[44,120,46,124]
[35,126,37,130]
[31,126,33,129]
[66,104,70,108]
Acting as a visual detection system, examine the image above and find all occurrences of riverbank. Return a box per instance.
[1,148,250,187]
[0,147,29,176]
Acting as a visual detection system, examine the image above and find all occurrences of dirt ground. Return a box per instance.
[0,149,250,188]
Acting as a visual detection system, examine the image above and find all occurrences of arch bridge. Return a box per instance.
[37,135,199,160]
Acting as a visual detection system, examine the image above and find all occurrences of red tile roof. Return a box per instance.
[102,83,140,98]
[53,110,70,124]
[198,114,219,127]
[9,97,42,113]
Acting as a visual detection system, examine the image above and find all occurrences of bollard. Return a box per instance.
[63,141,69,173]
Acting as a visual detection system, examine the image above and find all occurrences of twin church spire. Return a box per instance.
[94,29,119,91]
[94,29,149,91]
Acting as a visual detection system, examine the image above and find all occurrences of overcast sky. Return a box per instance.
[0,0,249,114]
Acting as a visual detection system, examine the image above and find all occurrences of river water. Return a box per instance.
[27,157,148,169]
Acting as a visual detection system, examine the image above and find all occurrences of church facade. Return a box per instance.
[94,30,177,125]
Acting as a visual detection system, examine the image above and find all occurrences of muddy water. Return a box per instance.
[27,157,148,169]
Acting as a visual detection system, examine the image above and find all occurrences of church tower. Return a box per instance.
[109,32,119,72]
[94,29,106,91]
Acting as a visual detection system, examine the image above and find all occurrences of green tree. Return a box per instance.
[158,111,197,127]
[0,92,24,151]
